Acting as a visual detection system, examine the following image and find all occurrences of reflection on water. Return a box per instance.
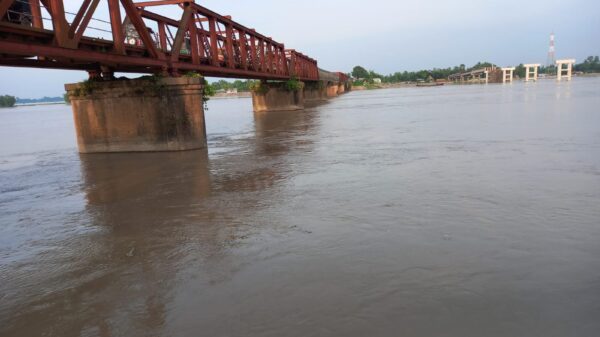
[1,78,600,336]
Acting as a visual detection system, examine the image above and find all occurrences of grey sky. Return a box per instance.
[1,0,598,98]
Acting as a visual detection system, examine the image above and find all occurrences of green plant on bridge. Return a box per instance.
[284,77,304,92]
[72,79,98,97]
[250,81,270,95]
[184,72,214,110]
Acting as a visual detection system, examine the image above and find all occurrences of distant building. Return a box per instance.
[373,78,382,84]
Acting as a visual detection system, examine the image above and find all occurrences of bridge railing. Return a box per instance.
[0,0,320,81]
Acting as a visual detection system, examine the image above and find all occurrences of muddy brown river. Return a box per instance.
[1,78,600,336]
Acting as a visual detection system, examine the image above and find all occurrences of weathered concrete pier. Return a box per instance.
[65,77,207,153]
[251,70,349,113]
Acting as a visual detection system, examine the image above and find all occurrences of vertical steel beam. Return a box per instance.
[273,47,280,75]
[267,42,273,73]
[48,0,71,47]
[259,39,265,72]
[208,17,218,66]
[188,19,199,64]
[170,6,192,62]
[224,23,234,68]
[280,46,288,76]
[29,0,43,28]
[250,35,257,70]
[238,30,247,70]
[108,0,124,54]
[158,22,167,51]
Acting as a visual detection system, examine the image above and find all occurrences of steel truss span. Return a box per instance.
[0,0,320,81]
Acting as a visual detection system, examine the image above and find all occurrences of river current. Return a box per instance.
[1,78,599,336]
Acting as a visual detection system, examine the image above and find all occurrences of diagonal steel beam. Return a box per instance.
[120,0,164,60]
[0,0,16,19]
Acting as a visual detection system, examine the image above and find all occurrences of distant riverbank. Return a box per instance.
[351,73,600,91]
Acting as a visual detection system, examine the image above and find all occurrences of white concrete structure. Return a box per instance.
[556,59,576,81]
[524,64,541,82]
[501,67,515,84]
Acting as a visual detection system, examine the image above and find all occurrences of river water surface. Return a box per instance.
[1,78,600,336]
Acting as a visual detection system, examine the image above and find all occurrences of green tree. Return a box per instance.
[514,64,525,78]
[0,95,16,108]
[352,66,369,79]
[63,92,71,104]
[574,56,600,73]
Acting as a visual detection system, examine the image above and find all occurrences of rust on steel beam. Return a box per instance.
[108,0,125,54]
[28,0,43,28]
[48,0,72,48]
[238,30,247,70]
[134,0,190,7]
[69,0,93,36]
[187,15,199,65]
[72,0,101,44]
[224,23,234,68]
[207,16,218,66]
[0,0,322,81]
[170,5,192,62]
[158,22,167,51]
[120,0,163,60]
[249,34,257,71]
[0,0,16,19]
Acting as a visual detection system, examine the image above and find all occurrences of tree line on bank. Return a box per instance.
[0,95,70,107]
[5,57,599,105]
[209,79,258,92]
[351,56,600,84]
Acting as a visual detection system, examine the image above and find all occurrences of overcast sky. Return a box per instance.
[1,0,598,98]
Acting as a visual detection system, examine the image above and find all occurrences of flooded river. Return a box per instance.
[1,78,600,336]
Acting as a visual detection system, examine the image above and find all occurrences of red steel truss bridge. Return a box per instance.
[0,0,345,82]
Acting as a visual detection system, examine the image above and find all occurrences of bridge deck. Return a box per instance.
[0,0,321,81]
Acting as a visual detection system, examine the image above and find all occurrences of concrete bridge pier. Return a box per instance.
[501,67,515,84]
[251,81,305,112]
[556,59,575,81]
[524,64,540,82]
[303,81,328,102]
[65,77,207,153]
[326,82,339,97]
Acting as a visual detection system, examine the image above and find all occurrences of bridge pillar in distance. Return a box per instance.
[556,59,576,81]
[251,82,304,112]
[326,82,339,97]
[501,67,515,84]
[303,81,327,102]
[65,77,207,153]
[524,64,540,82]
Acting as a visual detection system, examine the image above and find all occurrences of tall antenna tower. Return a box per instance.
[547,32,556,66]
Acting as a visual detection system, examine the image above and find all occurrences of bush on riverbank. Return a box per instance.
[0,95,16,108]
